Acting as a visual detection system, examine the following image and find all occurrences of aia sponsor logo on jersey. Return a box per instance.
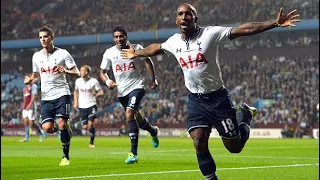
[40,66,58,74]
[80,89,93,93]
[179,52,208,69]
[115,62,135,72]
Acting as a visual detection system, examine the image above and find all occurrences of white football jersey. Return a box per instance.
[32,47,77,100]
[161,26,233,94]
[100,44,145,97]
[75,77,101,108]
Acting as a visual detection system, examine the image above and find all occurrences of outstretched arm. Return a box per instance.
[230,8,300,39]
[121,42,163,59]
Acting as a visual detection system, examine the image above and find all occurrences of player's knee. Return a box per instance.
[223,138,243,154]
[57,118,67,129]
[42,123,53,133]
[125,109,135,120]
[88,120,94,127]
[23,119,28,125]
[193,137,208,153]
[227,146,243,154]
[82,125,88,130]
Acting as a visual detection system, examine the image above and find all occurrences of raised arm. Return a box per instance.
[24,72,40,85]
[144,57,158,89]
[230,8,300,40]
[121,42,163,59]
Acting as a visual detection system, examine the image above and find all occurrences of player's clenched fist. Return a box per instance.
[56,66,66,73]
[106,79,117,89]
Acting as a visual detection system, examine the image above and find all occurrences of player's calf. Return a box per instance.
[232,103,257,149]
[57,118,71,160]
[88,123,96,147]
[125,109,140,156]
[190,128,218,180]
[136,113,159,148]
[138,117,157,136]
[192,134,209,153]
[127,119,139,156]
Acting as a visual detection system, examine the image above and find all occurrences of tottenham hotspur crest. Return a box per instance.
[197,41,202,51]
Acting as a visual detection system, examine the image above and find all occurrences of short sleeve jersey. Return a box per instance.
[100,44,145,97]
[32,47,77,100]
[75,77,101,108]
[161,26,233,94]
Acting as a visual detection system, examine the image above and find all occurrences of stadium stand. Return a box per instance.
[1,0,319,40]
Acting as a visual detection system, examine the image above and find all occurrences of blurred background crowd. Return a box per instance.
[1,0,319,40]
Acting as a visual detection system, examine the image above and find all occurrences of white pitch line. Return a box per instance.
[33,163,319,180]
[214,155,318,160]
[108,145,319,154]
[108,153,318,160]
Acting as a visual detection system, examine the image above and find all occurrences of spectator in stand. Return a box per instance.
[2,0,319,40]
[281,123,293,138]
[119,124,128,136]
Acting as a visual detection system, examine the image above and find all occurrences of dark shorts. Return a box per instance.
[119,89,145,111]
[79,105,97,126]
[186,87,240,139]
[40,95,71,124]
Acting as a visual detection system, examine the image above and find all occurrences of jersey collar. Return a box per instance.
[116,44,130,51]
[42,46,58,55]
[181,27,201,41]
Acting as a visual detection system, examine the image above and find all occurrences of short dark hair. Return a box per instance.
[39,26,54,37]
[179,3,198,17]
[112,26,127,37]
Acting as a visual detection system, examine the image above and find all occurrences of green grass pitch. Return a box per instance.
[1,136,319,180]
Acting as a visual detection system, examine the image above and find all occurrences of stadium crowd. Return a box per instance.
[2,53,318,127]
[1,0,319,40]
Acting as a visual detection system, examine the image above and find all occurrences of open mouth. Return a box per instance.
[117,43,125,47]
[117,41,124,45]
[180,22,188,28]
